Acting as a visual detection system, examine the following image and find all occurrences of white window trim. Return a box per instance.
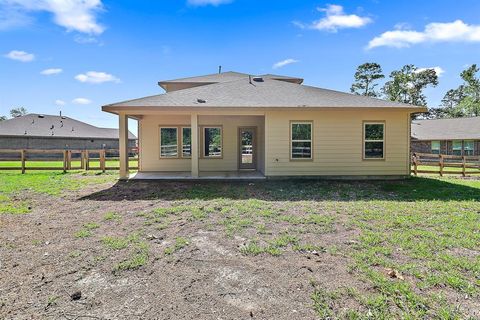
[363,122,385,160]
[159,126,178,158]
[290,121,313,160]
[181,126,191,159]
[202,126,223,158]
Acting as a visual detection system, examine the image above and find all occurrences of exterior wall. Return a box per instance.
[264,110,411,176]
[411,139,480,156]
[138,114,265,172]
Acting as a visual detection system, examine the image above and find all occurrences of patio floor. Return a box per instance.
[129,170,266,180]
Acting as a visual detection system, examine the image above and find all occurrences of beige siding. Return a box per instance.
[138,109,411,176]
[264,110,410,176]
[139,114,264,172]
[139,115,191,171]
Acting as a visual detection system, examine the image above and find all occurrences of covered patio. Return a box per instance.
[116,112,266,180]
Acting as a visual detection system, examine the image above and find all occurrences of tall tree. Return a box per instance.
[458,64,480,116]
[436,64,480,118]
[435,86,466,118]
[382,65,439,106]
[350,62,385,97]
[10,107,27,118]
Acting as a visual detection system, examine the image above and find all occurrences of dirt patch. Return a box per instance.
[0,180,359,319]
[1,178,478,319]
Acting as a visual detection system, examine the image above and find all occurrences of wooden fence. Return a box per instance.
[411,153,480,176]
[0,148,138,173]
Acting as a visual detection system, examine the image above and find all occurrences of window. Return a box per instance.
[203,126,222,157]
[431,141,440,154]
[363,122,384,159]
[160,127,178,158]
[452,140,462,156]
[464,140,474,156]
[182,127,191,157]
[290,122,312,159]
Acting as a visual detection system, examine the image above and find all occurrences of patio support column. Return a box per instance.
[119,112,129,180]
[191,113,199,177]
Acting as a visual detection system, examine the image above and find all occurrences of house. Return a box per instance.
[102,71,426,179]
[0,114,137,156]
[411,117,480,156]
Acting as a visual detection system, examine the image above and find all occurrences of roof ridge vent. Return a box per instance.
[38,115,44,118]
[252,76,264,82]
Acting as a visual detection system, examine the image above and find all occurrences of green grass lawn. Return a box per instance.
[0,171,116,213]
[1,172,479,318]
[412,164,480,173]
[0,159,138,169]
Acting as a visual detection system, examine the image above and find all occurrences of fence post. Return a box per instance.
[85,150,90,171]
[100,149,106,173]
[462,156,466,177]
[413,153,418,176]
[80,151,85,169]
[63,150,67,173]
[21,150,26,174]
[439,154,444,177]
[67,150,72,170]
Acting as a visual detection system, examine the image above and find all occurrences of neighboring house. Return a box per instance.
[0,114,137,156]
[102,71,426,179]
[411,117,480,156]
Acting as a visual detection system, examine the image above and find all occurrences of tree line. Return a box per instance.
[0,107,28,122]
[350,63,480,118]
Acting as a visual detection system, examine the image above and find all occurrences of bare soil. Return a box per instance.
[0,180,364,320]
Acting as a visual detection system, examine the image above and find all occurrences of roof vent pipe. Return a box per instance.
[249,75,252,84]
[218,65,222,74]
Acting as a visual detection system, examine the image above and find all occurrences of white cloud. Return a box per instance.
[4,49,34,62]
[75,71,120,84]
[187,0,232,6]
[0,0,105,34]
[72,98,91,105]
[310,4,372,32]
[368,20,480,49]
[55,99,65,106]
[272,58,299,69]
[416,66,445,77]
[41,68,62,75]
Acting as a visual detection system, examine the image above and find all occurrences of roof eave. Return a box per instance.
[102,105,427,112]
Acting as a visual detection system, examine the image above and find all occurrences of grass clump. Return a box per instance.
[102,233,140,250]
[104,212,121,221]
[74,229,92,238]
[164,237,189,255]
[113,242,149,273]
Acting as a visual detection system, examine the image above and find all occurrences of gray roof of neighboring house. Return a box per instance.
[107,74,419,109]
[411,117,480,140]
[0,114,136,139]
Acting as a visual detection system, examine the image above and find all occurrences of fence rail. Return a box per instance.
[411,152,480,176]
[0,148,138,173]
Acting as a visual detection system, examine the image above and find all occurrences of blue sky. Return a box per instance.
[1,0,480,130]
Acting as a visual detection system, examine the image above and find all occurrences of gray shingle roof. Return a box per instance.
[107,75,420,109]
[0,114,136,139]
[159,71,249,84]
[411,117,480,140]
